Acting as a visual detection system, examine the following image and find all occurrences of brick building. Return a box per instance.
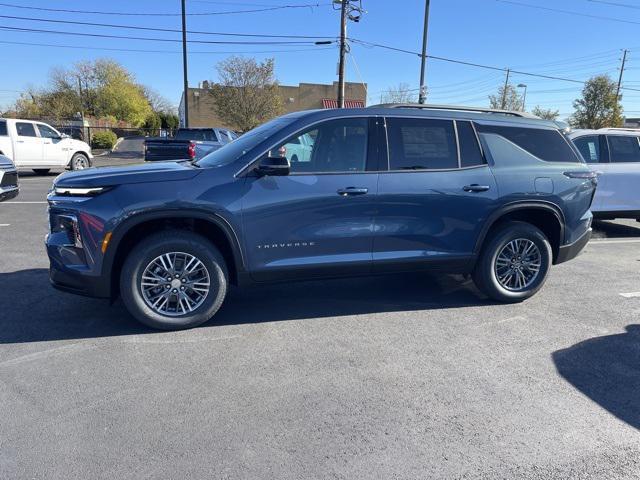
[178,81,367,129]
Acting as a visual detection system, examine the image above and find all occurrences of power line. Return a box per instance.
[495,0,640,27]
[0,39,333,55]
[349,37,640,93]
[0,14,335,39]
[0,2,332,17]
[0,25,329,45]
[587,0,640,10]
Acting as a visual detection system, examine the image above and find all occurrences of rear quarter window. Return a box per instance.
[477,124,581,163]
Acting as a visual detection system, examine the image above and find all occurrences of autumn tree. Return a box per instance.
[489,84,522,111]
[570,75,623,129]
[531,106,560,120]
[210,56,283,131]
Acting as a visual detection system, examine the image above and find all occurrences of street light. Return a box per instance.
[517,83,527,112]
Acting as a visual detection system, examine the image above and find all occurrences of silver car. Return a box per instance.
[0,154,18,202]
[569,128,640,221]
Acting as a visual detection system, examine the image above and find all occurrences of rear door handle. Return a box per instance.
[463,184,490,193]
[337,187,369,196]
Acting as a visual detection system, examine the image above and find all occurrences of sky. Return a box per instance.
[2,0,640,121]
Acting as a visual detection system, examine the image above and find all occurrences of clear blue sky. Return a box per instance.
[2,0,640,121]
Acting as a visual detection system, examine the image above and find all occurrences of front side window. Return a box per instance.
[476,124,581,163]
[386,118,458,170]
[16,122,37,137]
[607,135,640,163]
[573,135,601,163]
[0,120,7,136]
[272,118,368,174]
[37,124,60,139]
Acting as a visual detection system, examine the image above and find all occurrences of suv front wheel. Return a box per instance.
[473,221,552,303]
[120,231,228,330]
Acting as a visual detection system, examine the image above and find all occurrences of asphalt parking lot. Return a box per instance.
[2,170,640,479]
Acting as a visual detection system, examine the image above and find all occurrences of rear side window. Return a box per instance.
[607,135,640,163]
[386,118,458,170]
[476,124,581,163]
[573,135,601,163]
[0,120,7,136]
[457,121,485,167]
[16,122,37,137]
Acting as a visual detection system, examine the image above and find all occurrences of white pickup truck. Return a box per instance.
[0,118,93,174]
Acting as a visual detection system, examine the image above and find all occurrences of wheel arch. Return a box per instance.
[475,201,565,263]
[68,151,92,167]
[104,210,245,300]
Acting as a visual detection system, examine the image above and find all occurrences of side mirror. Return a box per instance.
[59,133,70,139]
[256,156,290,176]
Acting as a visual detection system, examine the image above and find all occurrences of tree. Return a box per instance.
[531,106,560,121]
[210,56,283,132]
[489,84,523,111]
[570,75,623,129]
[12,59,154,126]
[380,82,416,103]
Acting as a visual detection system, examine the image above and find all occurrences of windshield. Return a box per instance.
[196,116,298,168]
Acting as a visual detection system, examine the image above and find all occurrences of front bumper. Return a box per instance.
[556,227,592,264]
[0,186,19,202]
[48,254,111,298]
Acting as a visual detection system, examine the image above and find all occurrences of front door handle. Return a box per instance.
[463,184,490,193]
[337,187,369,196]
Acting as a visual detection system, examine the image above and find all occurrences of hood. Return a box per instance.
[55,161,202,188]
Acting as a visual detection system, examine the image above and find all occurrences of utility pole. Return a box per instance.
[616,49,628,101]
[337,0,349,108]
[181,0,190,127]
[500,68,510,110]
[418,0,431,104]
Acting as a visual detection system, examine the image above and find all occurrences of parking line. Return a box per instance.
[0,224,10,227]
[589,239,640,245]
[1,201,47,204]
[620,292,640,298]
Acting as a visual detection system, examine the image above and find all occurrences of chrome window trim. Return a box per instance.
[234,114,375,178]
[453,120,462,168]
[381,164,490,174]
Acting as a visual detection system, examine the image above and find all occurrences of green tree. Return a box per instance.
[489,84,523,111]
[531,106,560,121]
[210,56,283,131]
[570,75,623,129]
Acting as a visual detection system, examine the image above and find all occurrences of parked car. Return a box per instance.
[0,154,19,202]
[279,132,314,164]
[569,128,640,221]
[47,105,595,330]
[0,119,92,174]
[144,127,238,162]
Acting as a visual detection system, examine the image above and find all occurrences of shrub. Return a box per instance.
[91,130,118,149]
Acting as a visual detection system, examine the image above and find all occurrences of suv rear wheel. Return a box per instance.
[473,221,552,303]
[120,230,228,330]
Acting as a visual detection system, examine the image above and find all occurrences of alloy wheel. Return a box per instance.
[494,238,542,292]
[140,252,211,316]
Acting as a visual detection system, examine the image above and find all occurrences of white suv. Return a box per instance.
[0,119,92,174]
[569,128,640,221]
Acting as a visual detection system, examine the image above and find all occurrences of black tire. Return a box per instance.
[120,230,228,330]
[473,221,552,303]
[70,153,91,170]
[32,169,50,175]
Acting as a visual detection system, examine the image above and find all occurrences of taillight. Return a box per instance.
[188,142,196,159]
[278,145,287,157]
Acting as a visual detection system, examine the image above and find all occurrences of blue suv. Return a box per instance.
[46,105,596,330]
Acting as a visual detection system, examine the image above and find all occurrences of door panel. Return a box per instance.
[240,116,378,281]
[599,135,640,212]
[13,122,43,166]
[38,124,68,166]
[374,167,498,264]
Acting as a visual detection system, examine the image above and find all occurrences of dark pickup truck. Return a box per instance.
[144,127,238,162]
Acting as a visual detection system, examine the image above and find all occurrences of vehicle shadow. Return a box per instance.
[592,219,640,239]
[552,325,640,430]
[0,268,490,344]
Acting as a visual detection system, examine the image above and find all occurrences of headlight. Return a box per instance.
[54,186,107,197]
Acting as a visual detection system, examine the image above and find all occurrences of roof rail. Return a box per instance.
[598,127,640,132]
[368,103,541,119]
